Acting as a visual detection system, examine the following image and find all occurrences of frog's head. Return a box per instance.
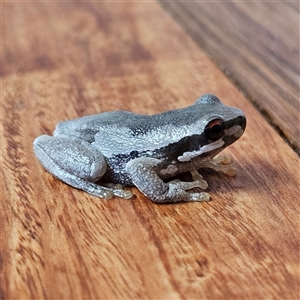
[198,93,246,141]
[177,94,246,162]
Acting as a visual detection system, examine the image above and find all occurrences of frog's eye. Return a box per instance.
[204,119,224,141]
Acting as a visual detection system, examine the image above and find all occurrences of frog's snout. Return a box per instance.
[234,115,246,140]
[239,115,247,132]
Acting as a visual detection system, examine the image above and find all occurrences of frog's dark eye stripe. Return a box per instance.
[204,119,224,141]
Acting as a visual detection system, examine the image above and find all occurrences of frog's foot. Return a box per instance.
[200,154,237,176]
[170,171,210,201]
[189,169,208,189]
[103,183,133,199]
[78,182,115,200]
[167,180,210,202]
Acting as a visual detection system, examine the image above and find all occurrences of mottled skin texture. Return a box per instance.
[33,94,246,202]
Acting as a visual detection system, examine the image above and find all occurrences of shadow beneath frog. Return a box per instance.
[163,156,292,204]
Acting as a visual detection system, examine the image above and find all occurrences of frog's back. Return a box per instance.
[53,96,220,144]
[54,110,149,142]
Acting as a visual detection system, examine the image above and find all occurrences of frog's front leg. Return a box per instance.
[33,135,132,199]
[126,158,210,203]
[200,155,237,176]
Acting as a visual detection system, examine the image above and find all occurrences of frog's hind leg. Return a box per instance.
[33,135,131,199]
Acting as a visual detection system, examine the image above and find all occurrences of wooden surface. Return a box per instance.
[160,1,300,153]
[1,2,299,299]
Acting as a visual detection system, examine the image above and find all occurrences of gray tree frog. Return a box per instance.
[33,94,246,203]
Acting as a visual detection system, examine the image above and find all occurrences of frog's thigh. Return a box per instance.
[33,135,115,199]
[34,135,107,181]
[126,157,207,203]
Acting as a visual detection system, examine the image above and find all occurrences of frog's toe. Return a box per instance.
[170,180,208,191]
[102,190,114,200]
[210,164,237,176]
[113,189,133,199]
[104,183,134,199]
[189,192,210,202]
[211,154,232,165]
[222,167,237,176]
[122,190,134,199]
[199,155,237,177]
[189,169,208,189]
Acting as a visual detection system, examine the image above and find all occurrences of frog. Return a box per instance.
[33,94,246,203]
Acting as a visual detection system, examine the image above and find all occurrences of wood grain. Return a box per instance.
[159,1,300,153]
[1,2,299,299]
